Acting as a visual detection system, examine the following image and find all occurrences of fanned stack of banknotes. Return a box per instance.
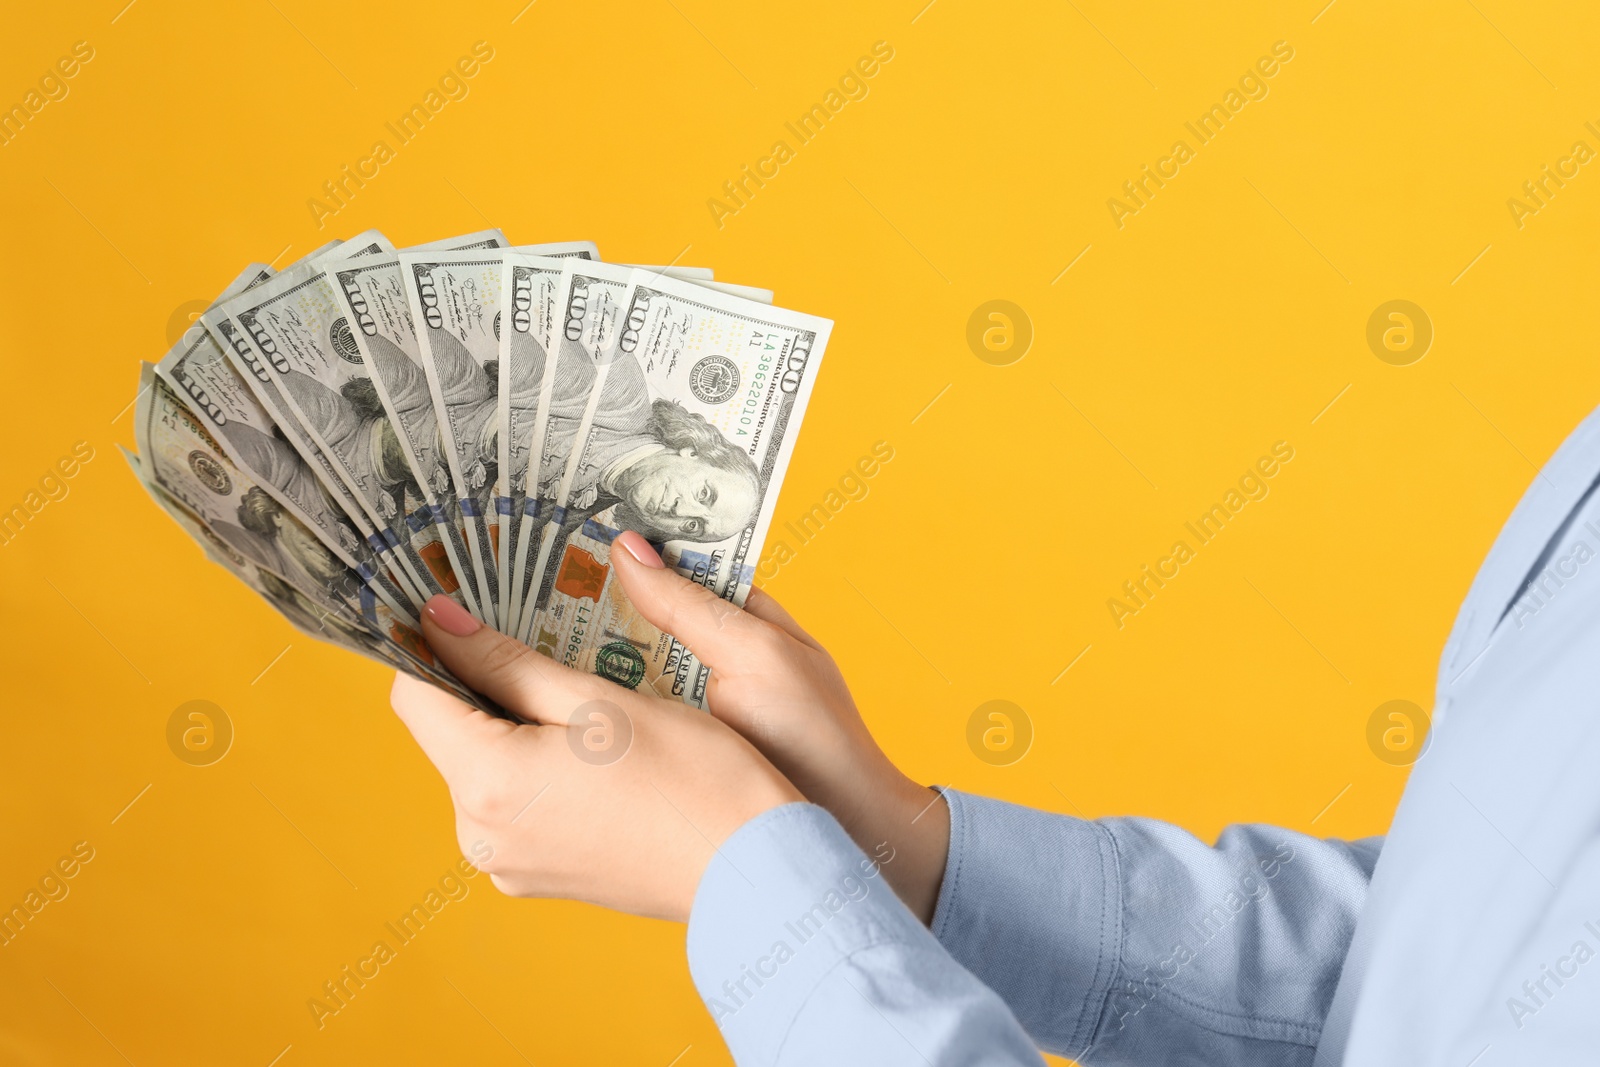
[123,230,830,714]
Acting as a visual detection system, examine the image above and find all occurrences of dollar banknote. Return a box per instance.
[629,266,774,304]
[380,241,598,634]
[137,365,399,630]
[632,266,713,280]
[499,251,590,636]
[399,249,504,620]
[321,230,510,623]
[402,244,600,628]
[125,391,483,710]
[199,237,433,610]
[134,457,415,671]
[622,265,774,303]
[694,280,775,302]
[508,259,639,643]
[156,263,416,614]
[133,365,486,707]
[521,270,828,703]
[209,231,493,618]
[504,261,773,641]
[129,228,828,714]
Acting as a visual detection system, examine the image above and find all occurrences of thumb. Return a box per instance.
[611,530,775,673]
[389,671,511,784]
[421,595,613,725]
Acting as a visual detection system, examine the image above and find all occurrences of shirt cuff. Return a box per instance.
[686,802,927,1065]
[929,788,1122,1055]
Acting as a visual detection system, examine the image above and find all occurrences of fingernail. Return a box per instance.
[425,595,481,636]
[616,530,664,569]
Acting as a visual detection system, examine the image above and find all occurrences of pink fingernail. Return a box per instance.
[616,530,664,569]
[425,595,481,636]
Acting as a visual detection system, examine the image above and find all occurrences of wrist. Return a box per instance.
[671,771,803,924]
[880,773,950,924]
[715,765,807,848]
[825,760,949,925]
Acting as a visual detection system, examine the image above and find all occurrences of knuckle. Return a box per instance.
[481,635,536,684]
[760,627,801,666]
[765,622,795,652]
[456,825,497,871]
[456,769,517,823]
[664,580,711,627]
[456,782,497,820]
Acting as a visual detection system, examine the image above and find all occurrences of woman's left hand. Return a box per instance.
[390,594,802,922]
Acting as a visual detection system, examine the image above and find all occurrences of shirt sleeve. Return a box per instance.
[931,789,1382,1066]
[686,802,1046,1066]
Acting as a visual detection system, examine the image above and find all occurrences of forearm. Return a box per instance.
[786,739,1380,1063]
[688,803,1043,1067]
[929,790,1381,1063]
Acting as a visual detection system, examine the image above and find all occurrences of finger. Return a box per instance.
[389,671,510,782]
[744,586,824,652]
[420,595,614,724]
[611,530,779,671]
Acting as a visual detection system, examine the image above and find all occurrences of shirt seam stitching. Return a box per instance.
[1092,827,1324,1048]
[931,791,967,944]
[1146,977,1323,1044]
[1073,819,1123,1055]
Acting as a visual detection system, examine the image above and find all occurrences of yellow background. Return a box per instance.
[3,0,1597,1062]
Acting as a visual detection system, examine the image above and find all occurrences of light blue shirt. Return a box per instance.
[687,403,1600,1065]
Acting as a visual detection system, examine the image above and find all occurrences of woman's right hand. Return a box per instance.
[611,530,951,923]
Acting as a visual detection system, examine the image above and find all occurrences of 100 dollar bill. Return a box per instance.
[399,246,591,627]
[134,363,489,707]
[136,365,411,629]
[201,236,436,610]
[322,231,508,622]
[522,269,828,703]
[510,260,638,643]
[211,232,493,619]
[494,244,598,634]
[157,263,415,614]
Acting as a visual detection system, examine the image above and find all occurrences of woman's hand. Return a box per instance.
[610,531,951,923]
[390,593,801,923]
